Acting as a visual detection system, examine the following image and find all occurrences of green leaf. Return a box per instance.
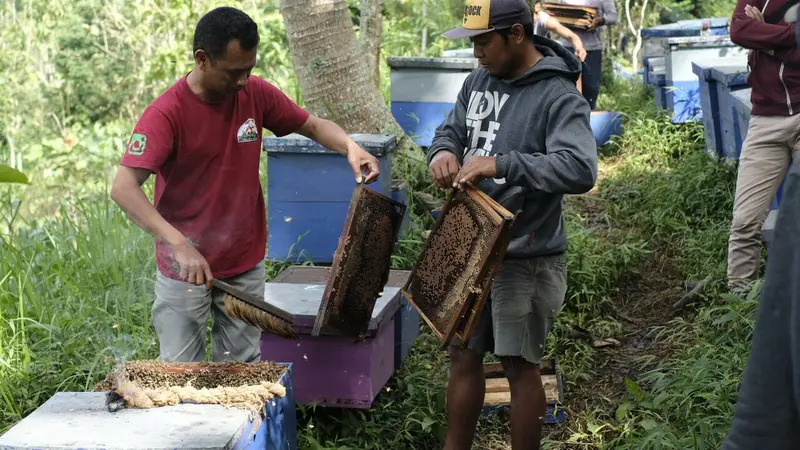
[625,376,646,402]
[615,400,632,422]
[0,164,29,184]
[420,417,435,432]
[639,418,658,431]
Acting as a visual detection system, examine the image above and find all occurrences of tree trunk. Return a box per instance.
[359,0,383,88]
[280,0,410,148]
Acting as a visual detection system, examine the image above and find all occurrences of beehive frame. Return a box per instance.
[402,186,516,348]
[313,182,406,338]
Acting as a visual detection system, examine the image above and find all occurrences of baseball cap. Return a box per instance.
[443,0,533,40]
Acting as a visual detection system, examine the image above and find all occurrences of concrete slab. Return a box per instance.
[0,392,253,450]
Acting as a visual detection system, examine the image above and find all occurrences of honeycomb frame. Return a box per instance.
[402,186,516,348]
[312,183,407,338]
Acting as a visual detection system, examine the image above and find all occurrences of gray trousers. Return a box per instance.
[152,261,264,362]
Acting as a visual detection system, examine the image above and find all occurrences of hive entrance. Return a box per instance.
[403,186,515,347]
[314,183,406,338]
[94,360,287,418]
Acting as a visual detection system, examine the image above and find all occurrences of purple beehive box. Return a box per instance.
[260,282,401,409]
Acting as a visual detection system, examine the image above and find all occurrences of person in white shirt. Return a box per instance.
[534,2,587,61]
[538,0,618,109]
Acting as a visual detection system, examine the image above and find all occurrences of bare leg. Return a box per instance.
[444,347,485,450]
[501,356,545,450]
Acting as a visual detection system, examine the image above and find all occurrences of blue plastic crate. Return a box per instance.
[591,111,623,147]
[709,66,750,161]
[263,133,396,263]
[692,62,723,159]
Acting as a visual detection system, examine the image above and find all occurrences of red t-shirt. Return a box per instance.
[120,74,310,280]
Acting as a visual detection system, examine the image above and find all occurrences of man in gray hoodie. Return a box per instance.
[428,1,598,448]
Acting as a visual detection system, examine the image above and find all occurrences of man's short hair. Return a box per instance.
[193,7,260,59]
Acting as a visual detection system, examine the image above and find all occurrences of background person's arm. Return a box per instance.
[731,0,797,50]
[545,16,587,61]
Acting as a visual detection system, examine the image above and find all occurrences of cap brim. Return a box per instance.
[442,26,494,39]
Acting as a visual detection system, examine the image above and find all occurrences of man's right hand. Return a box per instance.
[170,240,214,289]
[429,151,461,189]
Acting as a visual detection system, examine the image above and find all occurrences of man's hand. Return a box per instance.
[745,4,765,22]
[572,41,587,61]
[170,239,214,289]
[429,151,461,189]
[587,16,604,31]
[454,156,497,189]
[347,145,380,184]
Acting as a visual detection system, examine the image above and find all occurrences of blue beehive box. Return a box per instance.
[0,363,298,450]
[640,17,729,63]
[263,133,396,263]
[662,36,747,123]
[709,66,750,161]
[692,62,723,159]
[392,179,411,239]
[644,57,665,86]
[387,56,478,148]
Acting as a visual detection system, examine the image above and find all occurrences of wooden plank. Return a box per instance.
[485,377,509,393]
[482,374,561,405]
[484,391,512,406]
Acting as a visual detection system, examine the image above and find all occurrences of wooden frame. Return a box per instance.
[402,185,516,348]
[542,2,598,31]
[313,182,406,338]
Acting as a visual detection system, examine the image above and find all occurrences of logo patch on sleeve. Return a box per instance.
[127,133,147,156]
[237,118,259,143]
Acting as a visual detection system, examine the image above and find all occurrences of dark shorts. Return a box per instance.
[449,253,568,365]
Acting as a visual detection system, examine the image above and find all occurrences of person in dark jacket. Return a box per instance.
[725,0,800,295]
[722,159,800,449]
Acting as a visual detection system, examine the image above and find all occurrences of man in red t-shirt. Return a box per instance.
[110,6,380,363]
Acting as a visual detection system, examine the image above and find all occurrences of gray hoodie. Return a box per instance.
[427,35,597,259]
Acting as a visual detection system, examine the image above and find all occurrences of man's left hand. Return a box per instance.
[347,145,380,184]
[455,156,497,189]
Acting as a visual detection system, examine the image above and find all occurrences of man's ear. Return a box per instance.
[195,49,210,70]
[512,23,526,43]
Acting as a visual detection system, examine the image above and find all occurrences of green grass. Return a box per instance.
[0,75,762,449]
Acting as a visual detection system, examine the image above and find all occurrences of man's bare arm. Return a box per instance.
[110,166,185,246]
[110,166,213,287]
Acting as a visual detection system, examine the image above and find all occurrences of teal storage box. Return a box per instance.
[263,133,396,263]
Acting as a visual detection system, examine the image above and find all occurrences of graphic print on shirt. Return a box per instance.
[464,89,510,184]
[127,133,147,156]
[236,118,259,143]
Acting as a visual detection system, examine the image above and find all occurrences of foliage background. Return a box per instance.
[1,0,748,449]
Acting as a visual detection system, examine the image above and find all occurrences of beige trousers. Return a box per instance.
[727,114,800,291]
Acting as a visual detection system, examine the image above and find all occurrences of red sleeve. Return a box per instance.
[120,105,174,171]
[731,0,797,50]
[253,76,310,137]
